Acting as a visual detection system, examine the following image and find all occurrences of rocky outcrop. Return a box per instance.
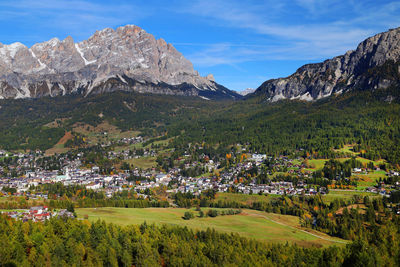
[0,25,240,100]
[253,27,400,101]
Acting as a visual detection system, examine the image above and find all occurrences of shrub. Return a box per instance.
[183,211,194,220]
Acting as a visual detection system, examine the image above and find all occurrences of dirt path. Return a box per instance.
[245,212,348,244]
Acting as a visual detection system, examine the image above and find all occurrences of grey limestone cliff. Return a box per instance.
[0,25,240,100]
[254,27,400,101]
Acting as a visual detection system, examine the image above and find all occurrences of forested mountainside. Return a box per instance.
[168,87,400,164]
[1,85,399,164]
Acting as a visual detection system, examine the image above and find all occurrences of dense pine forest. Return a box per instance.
[0,214,399,266]
[168,87,400,165]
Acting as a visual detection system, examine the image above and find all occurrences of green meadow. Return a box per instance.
[76,207,347,247]
[322,190,379,204]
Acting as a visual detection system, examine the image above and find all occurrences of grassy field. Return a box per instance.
[306,159,329,170]
[76,207,347,247]
[353,170,387,189]
[322,190,379,204]
[214,192,274,205]
[73,121,140,144]
[147,138,173,148]
[124,157,157,169]
[305,157,387,190]
[45,143,70,155]
[334,145,358,156]
[114,136,174,153]
[306,157,386,171]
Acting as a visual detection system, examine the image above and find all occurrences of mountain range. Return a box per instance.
[0,25,399,102]
[0,25,240,100]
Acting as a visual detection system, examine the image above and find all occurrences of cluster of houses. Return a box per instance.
[1,154,322,199]
[1,167,134,198]
[117,136,144,145]
[2,206,74,222]
[264,156,313,177]
[236,181,325,195]
[0,150,83,178]
[1,147,399,203]
[134,157,325,196]
[0,154,385,200]
[365,187,390,196]
[0,151,42,175]
[365,179,400,197]
[107,149,156,160]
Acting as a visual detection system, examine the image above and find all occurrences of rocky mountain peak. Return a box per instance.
[206,74,215,82]
[0,25,240,100]
[253,27,400,101]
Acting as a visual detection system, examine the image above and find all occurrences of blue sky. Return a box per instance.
[0,0,399,91]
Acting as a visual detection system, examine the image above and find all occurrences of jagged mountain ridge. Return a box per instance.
[0,25,240,100]
[253,27,400,101]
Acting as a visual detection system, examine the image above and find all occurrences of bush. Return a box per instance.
[207,209,219,217]
[183,211,194,220]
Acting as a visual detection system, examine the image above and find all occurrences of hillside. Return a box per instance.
[0,92,224,150]
[168,87,400,164]
[1,87,399,164]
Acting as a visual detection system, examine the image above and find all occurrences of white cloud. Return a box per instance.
[179,0,399,66]
[0,0,149,43]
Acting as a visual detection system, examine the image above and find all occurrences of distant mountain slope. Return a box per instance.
[252,27,400,101]
[0,25,241,100]
[237,88,255,96]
